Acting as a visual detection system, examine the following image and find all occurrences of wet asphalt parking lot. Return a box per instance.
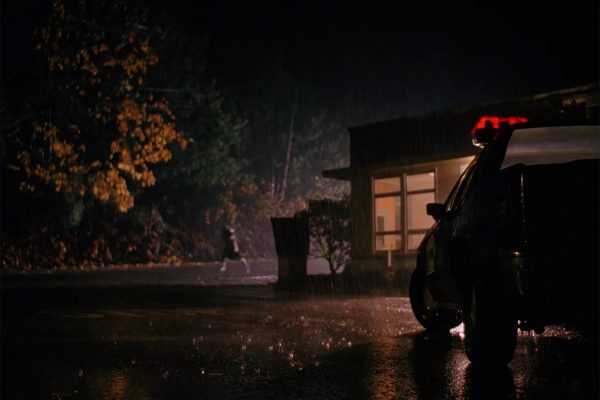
[1,262,598,399]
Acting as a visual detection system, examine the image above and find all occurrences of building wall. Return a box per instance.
[338,83,600,285]
[350,167,373,260]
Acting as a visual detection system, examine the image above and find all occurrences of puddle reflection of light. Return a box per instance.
[450,322,465,339]
[446,343,470,399]
[90,371,128,399]
[89,369,151,400]
[368,339,402,400]
[110,373,128,397]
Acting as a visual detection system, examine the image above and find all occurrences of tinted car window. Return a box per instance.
[445,155,478,212]
[501,126,600,169]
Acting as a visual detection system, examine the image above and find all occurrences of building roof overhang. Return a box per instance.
[322,167,351,181]
[321,83,599,178]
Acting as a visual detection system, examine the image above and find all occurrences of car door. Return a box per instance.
[425,155,480,304]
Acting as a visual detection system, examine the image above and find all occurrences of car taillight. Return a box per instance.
[470,116,529,147]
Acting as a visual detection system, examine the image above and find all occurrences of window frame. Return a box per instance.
[372,168,436,254]
[404,171,436,251]
[372,177,403,252]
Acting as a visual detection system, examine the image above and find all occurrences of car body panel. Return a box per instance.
[416,122,600,329]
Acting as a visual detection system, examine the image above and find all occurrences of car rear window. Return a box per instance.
[501,126,600,170]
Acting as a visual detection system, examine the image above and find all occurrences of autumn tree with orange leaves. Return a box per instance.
[16,0,187,212]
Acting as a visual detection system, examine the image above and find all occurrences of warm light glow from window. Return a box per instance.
[374,177,401,194]
[375,233,402,251]
[373,171,436,253]
[406,172,434,191]
[407,192,435,230]
[375,197,401,231]
[405,171,436,251]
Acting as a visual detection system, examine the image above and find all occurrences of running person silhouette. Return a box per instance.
[219,226,250,273]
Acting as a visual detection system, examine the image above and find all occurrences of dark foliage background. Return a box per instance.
[1,0,597,270]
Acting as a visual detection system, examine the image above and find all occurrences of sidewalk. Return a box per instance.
[1,258,333,288]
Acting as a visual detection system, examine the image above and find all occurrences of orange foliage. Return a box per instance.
[19,0,187,212]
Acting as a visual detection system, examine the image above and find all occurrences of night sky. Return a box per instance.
[159,0,599,125]
[2,0,599,126]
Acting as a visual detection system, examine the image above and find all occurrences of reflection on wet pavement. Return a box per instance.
[2,285,597,399]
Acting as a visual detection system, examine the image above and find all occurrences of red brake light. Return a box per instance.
[470,116,529,134]
[470,115,529,147]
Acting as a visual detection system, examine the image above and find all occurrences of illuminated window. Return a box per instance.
[406,172,435,250]
[374,177,402,251]
[373,171,436,253]
[374,177,401,194]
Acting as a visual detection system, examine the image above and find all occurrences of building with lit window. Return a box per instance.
[323,84,599,285]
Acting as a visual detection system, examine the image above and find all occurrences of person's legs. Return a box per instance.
[220,251,227,272]
[240,257,250,274]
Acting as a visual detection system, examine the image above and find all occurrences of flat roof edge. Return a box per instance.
[322,167,351,181]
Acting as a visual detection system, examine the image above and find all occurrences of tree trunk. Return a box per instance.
[279,85,299,201]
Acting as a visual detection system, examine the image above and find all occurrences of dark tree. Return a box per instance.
[308,197,351,277]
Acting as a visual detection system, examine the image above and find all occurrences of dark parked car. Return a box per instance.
[409,116,600,365]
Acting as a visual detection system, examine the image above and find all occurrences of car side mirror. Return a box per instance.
[426,203,445,221]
